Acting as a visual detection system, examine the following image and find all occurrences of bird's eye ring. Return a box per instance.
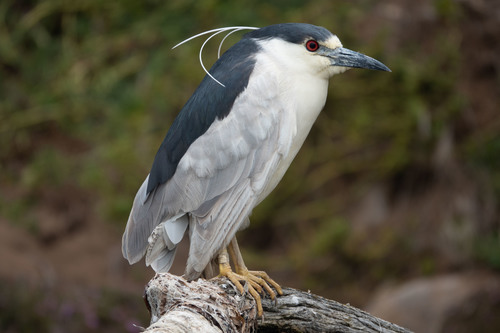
[305,40,319,52]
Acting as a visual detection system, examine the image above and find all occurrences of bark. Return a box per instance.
[143,273,412,333]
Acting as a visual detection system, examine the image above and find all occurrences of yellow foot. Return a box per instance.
[243,269,283,300]
[219,266,282,316]
[217,248,283,316]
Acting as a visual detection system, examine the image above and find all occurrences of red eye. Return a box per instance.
[306,40,319,52]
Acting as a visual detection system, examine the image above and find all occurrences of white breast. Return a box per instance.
[258,78,328,202]
[248,39,330,202]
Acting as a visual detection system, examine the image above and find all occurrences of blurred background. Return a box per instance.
[1,0,499,332]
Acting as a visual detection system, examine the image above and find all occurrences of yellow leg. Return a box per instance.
[217,238,283,316]
[227,238,283,298]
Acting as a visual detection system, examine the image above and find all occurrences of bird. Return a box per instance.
[122,23,390,315]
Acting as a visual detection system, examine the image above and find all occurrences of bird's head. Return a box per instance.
[245,23,390,80]
[172,23,390,87]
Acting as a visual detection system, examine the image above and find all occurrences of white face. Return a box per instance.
[256,35,349,80]
[321,36,352,76]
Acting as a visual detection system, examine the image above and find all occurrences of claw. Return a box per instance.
[217,249,264,315]
[247,270,283,298]
[216,239,283,316]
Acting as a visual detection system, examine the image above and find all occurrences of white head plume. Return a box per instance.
[172,26,259,87]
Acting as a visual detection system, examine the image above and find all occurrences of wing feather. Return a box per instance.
[122,66,296,276]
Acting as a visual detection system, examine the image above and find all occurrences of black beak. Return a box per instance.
[326,47,391,72]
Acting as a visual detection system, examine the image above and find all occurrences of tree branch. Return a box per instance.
[143,273,412,333]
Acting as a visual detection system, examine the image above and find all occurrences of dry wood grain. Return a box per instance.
[143,273,412,333]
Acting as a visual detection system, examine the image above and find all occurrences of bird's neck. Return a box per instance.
[248,54,330,202]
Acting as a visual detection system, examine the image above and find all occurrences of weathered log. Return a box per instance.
[143,273,412,333]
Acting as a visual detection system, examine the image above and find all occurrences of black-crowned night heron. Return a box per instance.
[122,23,390,315]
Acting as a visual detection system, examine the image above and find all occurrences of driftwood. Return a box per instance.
[142,273,412,333]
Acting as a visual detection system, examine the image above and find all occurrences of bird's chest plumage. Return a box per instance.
[245,65,330,202]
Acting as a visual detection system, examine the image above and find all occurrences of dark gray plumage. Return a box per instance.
[147,38,260,194]
[246,23,333,44]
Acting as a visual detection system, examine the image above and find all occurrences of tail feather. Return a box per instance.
[122,175,189,273]
[122,177,153,264]
[151,248,178,273]
[145,215,188,272]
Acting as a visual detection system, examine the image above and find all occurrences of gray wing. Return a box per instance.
[122,76,296,277]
